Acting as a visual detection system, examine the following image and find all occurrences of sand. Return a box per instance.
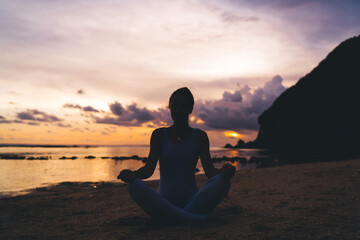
[1,159,359,240]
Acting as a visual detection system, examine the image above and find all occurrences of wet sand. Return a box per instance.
[1,159,359,240]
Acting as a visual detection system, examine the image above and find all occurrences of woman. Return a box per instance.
[117,87,236,223]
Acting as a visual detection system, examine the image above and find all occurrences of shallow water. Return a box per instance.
[0,145,273,197]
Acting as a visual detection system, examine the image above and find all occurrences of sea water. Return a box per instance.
[0,145,272,197]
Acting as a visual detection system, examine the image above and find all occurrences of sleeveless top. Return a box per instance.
[158,127,199,208]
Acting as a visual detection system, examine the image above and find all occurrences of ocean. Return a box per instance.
[1,144,323,197]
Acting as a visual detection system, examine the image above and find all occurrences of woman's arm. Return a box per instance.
[198,130,235,179]
[117,128,162,183]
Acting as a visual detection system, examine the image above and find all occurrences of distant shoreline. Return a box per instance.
[0,144,149,148]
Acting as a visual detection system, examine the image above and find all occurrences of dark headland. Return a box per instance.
[226,35,360,156]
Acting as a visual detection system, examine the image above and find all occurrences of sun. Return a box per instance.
[224,131,242,138]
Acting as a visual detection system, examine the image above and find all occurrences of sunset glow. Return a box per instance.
[224,131,242,139]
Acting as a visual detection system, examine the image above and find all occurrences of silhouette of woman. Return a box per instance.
[118,87,236,223]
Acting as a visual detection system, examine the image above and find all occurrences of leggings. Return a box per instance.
[127,174,231,223]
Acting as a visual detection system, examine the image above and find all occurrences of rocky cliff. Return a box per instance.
[254,35,360,152]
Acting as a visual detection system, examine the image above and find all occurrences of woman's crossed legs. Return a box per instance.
[127,174,231,223]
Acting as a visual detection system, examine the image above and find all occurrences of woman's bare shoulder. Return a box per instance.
[195,128,208,140]
[152,127,165,138]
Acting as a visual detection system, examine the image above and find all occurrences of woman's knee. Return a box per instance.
[212,174,231,196]
[127,178,147,199]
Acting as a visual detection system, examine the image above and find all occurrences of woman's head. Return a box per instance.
[169,87,194,123]
[169,87,194,109]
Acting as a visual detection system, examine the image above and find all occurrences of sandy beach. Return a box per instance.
[1,159,359,240]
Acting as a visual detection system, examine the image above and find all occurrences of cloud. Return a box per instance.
[16,109,62,122]
[229,0,318,9]
[27,122,40,126]
[271,0,322,9]
[0,116,12,124]
[83,106,99,112]
[127,104,154,122]
[0,115,24,124]
[193,75,287,130]
[109,102,124,116]
[221,12,259,23]
[70,128,84,132]
[56,123,72,128]
[1,110,72,128]
[95,102,169,127]
[63,104,82,109]
[230,0,360,47]
[101,126,117,135]
[108,102,155,122]
[63,103,99,112]
[222,90,243,102]
[92,76,286,131]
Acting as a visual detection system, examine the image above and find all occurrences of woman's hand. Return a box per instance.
[117,169,136,183]
[220,163,236,179]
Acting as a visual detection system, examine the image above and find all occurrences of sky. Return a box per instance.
[1,0,359,146]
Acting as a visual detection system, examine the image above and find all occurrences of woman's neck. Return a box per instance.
[172,122,190,130]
